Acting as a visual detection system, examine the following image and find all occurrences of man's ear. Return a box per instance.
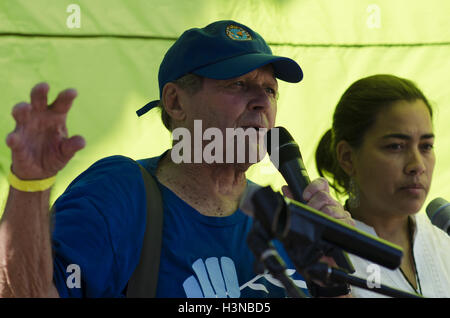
[336,140,355,176]
[161,83,186,123]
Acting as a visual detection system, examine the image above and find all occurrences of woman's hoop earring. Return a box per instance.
[348,177,360,209]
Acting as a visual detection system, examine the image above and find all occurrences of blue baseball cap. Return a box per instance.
[137,20,303,117]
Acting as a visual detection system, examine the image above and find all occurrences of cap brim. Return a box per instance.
[192,53,303,83]
[138,54,303,117]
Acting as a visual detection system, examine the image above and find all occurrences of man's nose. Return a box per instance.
[247,85,274,111]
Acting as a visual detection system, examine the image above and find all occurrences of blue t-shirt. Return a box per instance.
[51,154,308,297]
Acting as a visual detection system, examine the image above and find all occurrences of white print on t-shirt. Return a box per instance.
[182,257,306,298]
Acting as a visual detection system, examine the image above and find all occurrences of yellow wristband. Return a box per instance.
[7,170,56,192]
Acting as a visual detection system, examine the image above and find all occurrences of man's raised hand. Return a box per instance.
[6,82,85,180]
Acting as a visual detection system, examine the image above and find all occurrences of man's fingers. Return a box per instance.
[11,102,31,124]
[303,179,356,226]
[6,132,29,165]
[308,193,352,221]
[303,177,329,201]
[307,190,338,211]
[30,82,49,111]
[281,185,293,199]
[6,132,21,151]
[322,205,352,219]
[49,89,78,114]
[320,205,355,226]
[60,135,85,159]
[30,83,77,114]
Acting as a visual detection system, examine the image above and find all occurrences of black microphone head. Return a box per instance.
[426,197,450,234]
[265,127,301,167]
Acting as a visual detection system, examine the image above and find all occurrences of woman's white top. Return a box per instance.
[348,212,450,298]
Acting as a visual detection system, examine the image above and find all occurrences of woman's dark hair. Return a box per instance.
[315,74,433,197]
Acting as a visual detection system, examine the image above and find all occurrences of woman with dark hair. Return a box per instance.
[315,74,450,298]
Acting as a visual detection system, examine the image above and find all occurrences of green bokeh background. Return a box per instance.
[1,0,449,216]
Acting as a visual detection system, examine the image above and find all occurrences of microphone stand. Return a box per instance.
[304,262,423,298]
[245,186,424,298]
[247,219,423,298]
[278,224,425,298]
[247,221,307,298]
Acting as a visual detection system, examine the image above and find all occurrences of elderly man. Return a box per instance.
[0,20,353,298]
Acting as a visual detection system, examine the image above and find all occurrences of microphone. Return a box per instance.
[426,197,450,235]
[240,185,404,270]
[264,126,354,272]
[265,126,309,204]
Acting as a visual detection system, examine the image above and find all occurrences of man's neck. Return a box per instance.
[155,152,248,217]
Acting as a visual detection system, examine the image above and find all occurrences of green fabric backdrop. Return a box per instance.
[1,0,449,216]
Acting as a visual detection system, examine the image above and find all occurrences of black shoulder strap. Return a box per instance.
[126,161,164,298]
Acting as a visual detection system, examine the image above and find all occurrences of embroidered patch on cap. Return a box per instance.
[225,25,252,41]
